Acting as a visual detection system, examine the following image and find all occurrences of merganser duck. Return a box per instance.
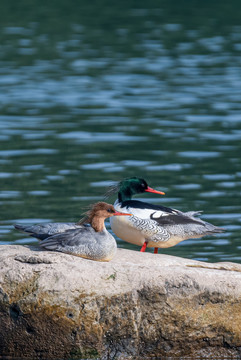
[109,177,224,253]
[14,202,131,262]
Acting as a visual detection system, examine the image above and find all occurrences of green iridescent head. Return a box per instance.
[117,177,165,202]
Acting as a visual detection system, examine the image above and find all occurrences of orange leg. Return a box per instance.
[140,241,148,252]
[154,248,158,254]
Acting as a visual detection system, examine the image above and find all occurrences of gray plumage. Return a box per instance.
[39,226,117,261]
[14,223,81,240]
[14,202,130,261]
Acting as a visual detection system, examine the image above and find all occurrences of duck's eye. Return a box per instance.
[107,208,113,213]
[141,183,146,188]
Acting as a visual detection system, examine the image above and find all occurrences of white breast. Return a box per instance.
[110,213,147,246]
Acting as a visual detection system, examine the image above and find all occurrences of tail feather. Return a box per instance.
[206,226,225,235]
[14,224,29,233]
[14,224,49,240]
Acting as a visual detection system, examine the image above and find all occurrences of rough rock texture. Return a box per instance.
[0,245,241,359]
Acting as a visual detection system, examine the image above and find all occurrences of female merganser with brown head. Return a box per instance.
[109,177,224,253]
[14,202,131,262]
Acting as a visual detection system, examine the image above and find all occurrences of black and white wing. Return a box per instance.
[116,199,224,239]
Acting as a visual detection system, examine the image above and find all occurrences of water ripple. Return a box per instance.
[58,131,146,143]
[178,151,220,158]
[1,4,241,263]
[146,164,192,171]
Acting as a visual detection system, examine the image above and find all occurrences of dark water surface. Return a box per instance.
[1,0,241,264]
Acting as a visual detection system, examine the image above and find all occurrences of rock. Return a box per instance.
[0,244,241,359]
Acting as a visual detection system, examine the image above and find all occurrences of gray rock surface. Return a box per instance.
[0,244,241,359]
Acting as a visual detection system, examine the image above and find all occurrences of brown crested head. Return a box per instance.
[77,202,131,231]
[88,202,117,220]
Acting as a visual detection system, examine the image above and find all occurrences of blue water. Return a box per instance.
[0,0,241,264]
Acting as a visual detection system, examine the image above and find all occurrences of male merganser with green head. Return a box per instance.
[14,202,131,262]
[109,177,224,253]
